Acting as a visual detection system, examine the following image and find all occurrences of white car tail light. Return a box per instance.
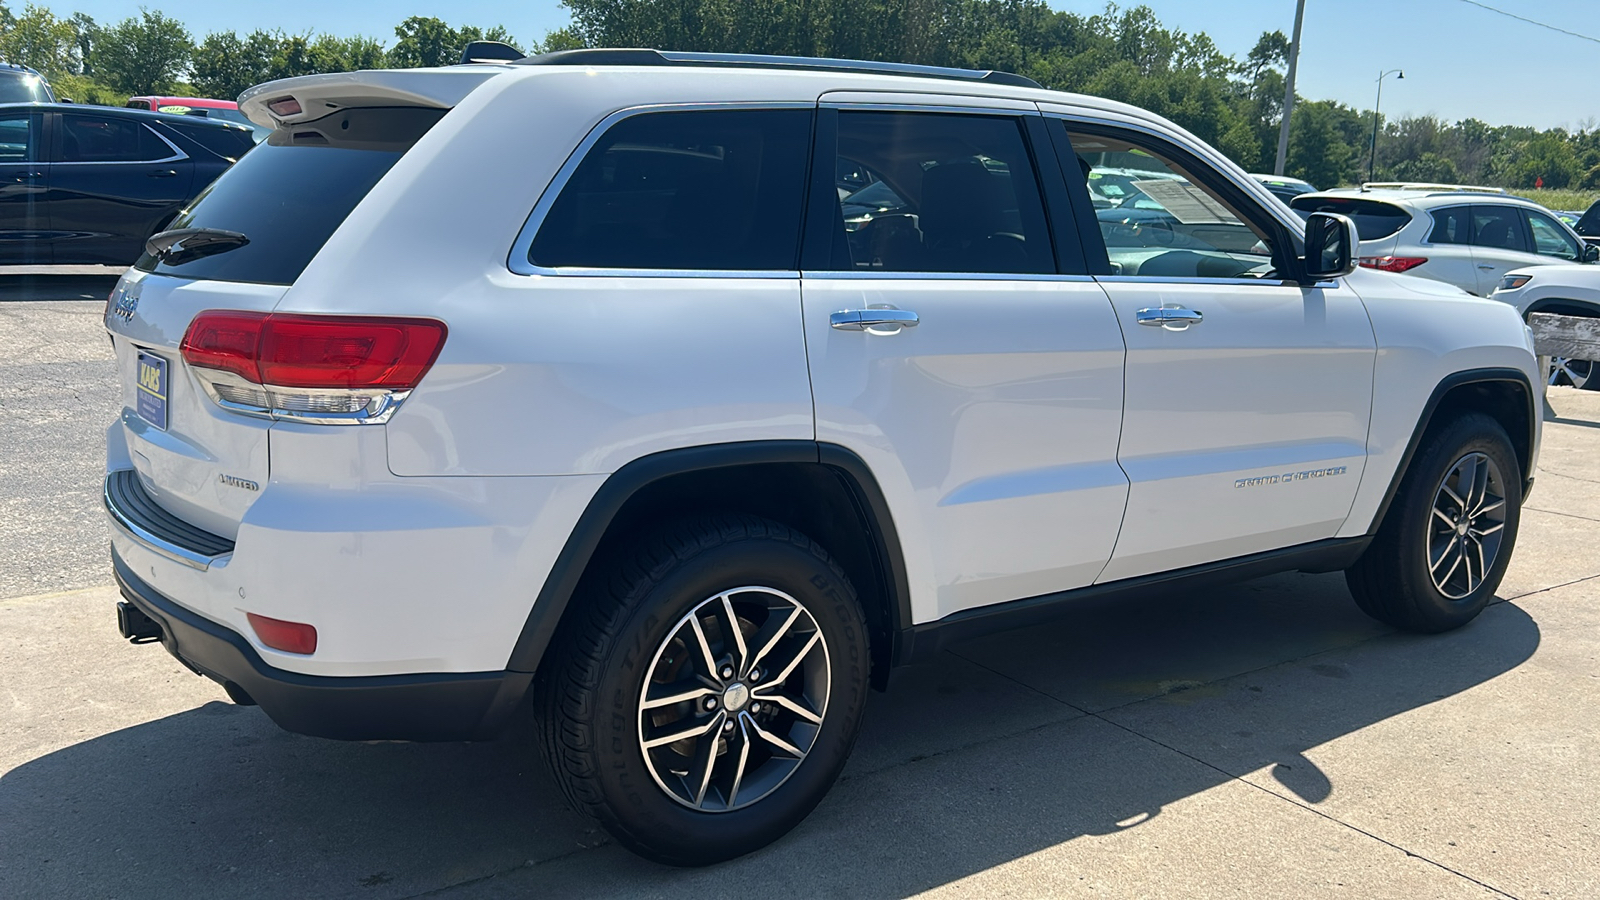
[180,311,447,424]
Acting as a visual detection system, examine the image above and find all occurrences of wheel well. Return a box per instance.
[568,461,902,689]
[1525,298,1600,321]
[1427,379,1534,485]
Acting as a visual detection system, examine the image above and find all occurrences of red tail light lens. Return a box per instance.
[1358,256,1428,273]
[181,312,447,390]
[246,613,318,655]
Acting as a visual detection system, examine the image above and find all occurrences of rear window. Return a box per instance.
[164,121,255,161]
[134,107,443,286]
[1289,196,1412,241]
[529,108,812,271]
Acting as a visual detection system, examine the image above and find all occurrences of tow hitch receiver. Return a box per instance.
[116,600,163,643]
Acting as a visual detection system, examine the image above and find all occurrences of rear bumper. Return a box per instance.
[112,547,529,741]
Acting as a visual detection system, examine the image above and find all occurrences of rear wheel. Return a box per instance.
[1346,413,1522,632]
[536,515,870,865]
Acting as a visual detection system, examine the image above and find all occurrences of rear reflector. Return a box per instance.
[181,312,447,390]
[246,613,318,655]
[1358,256,1428,273]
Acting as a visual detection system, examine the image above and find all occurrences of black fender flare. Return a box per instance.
[1366,366,1537,534]
[501,440,913,677]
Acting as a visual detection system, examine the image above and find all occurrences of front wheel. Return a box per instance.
[1346,413,1523,633]
[536,515,870,866]
[1548,355,1597,391]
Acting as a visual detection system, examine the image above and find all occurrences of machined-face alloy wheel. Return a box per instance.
[1426,451,1508,600]
[638,586,830,812]
[1547,356,1593,390]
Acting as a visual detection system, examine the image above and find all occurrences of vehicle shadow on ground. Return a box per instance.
[0,274,121,302]
[0,575,1541,899]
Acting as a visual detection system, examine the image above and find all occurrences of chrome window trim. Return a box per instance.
[507,101,814,279]
[803,270,1092,283]
[1094,274,1320,289]
[819,101,1041,117]
[54,121,189,166]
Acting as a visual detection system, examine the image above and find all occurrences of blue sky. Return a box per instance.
[60,0,1598,130]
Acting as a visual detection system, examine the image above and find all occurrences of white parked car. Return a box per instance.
[102,50,1542,865]
[1291,186,1599,296]
[1492,263,1600,389]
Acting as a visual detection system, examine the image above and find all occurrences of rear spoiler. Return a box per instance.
[237,68,502,129]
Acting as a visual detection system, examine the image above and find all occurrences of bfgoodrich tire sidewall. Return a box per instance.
[590,540,869,865]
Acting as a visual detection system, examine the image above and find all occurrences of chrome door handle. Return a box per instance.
[1136,307,1204,326]
[830,309,920,330]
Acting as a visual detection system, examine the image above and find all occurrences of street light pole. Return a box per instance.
[1368,68,1404,183]
[1273,0,1306,176]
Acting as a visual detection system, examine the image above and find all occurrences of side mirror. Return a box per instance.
[1302,211,1358,281]
[1584,244,1599,263]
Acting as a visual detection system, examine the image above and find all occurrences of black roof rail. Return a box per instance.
[459,41,526,65]
[513,49,1043,89]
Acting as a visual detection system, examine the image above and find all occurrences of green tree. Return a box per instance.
[0,4,79,76]
[90,9,193,95]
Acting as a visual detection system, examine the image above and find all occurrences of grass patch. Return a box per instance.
[1515,189,1598,213]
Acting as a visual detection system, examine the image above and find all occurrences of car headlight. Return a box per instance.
[1499,274,1533,291]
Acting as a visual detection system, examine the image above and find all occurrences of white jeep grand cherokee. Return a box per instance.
[103,50,1542,865]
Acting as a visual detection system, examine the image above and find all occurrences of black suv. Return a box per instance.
[0,103,256,265]
[0,63,55,104]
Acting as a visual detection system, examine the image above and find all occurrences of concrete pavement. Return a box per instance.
[1,299,1597,898]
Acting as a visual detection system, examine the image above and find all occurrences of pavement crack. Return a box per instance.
[1504,570,1600,601]
[1524,505,1600,525]
[393,839,615,899]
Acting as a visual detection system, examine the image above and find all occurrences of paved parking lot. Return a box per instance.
[2,293,1597,898]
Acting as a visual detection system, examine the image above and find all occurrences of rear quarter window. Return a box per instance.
[163,121,255,162]
[1289,196,1411,241]
[133,107,444,286]
[528,108,813,271]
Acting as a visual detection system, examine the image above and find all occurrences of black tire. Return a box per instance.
[535,514,870,866]
[1346,413,1522,633]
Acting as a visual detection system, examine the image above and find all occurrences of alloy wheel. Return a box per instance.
[637,586,830,812]
[1548,356,1593,390]
[1426,452,1508,600]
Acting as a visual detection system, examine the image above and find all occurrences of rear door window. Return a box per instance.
[59,114,174,162]
[529,108,813,271]
[1288,196,1410,241]
[133,106,445,285]
[1470,205,1530,253]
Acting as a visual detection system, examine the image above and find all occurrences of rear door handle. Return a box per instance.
[149,169,178,178]
[11,171,43,182]
[1477,265,1497,270]
[830,309,920,331]
[1136,307,1204,327]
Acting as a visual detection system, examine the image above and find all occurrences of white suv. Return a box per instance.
[103,51,1542,865]
[1291,186,1598,296]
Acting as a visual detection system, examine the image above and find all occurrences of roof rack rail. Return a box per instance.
[459,41,526,65]
[509,48,1044,89]
[1361,182,1506,194]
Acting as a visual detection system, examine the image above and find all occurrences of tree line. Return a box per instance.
[1,0,1594,192]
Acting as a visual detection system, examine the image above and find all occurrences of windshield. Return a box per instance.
[133,107,443,285]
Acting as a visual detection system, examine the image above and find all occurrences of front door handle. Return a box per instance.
[149,169,178,178]
[830,309,920,331]
[1136,307,1204,327]
[1477,264,1497,270]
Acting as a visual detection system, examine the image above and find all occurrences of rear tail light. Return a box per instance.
[180,311,447,424]
[1358,256,1428,273]
[246,613,317,655]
